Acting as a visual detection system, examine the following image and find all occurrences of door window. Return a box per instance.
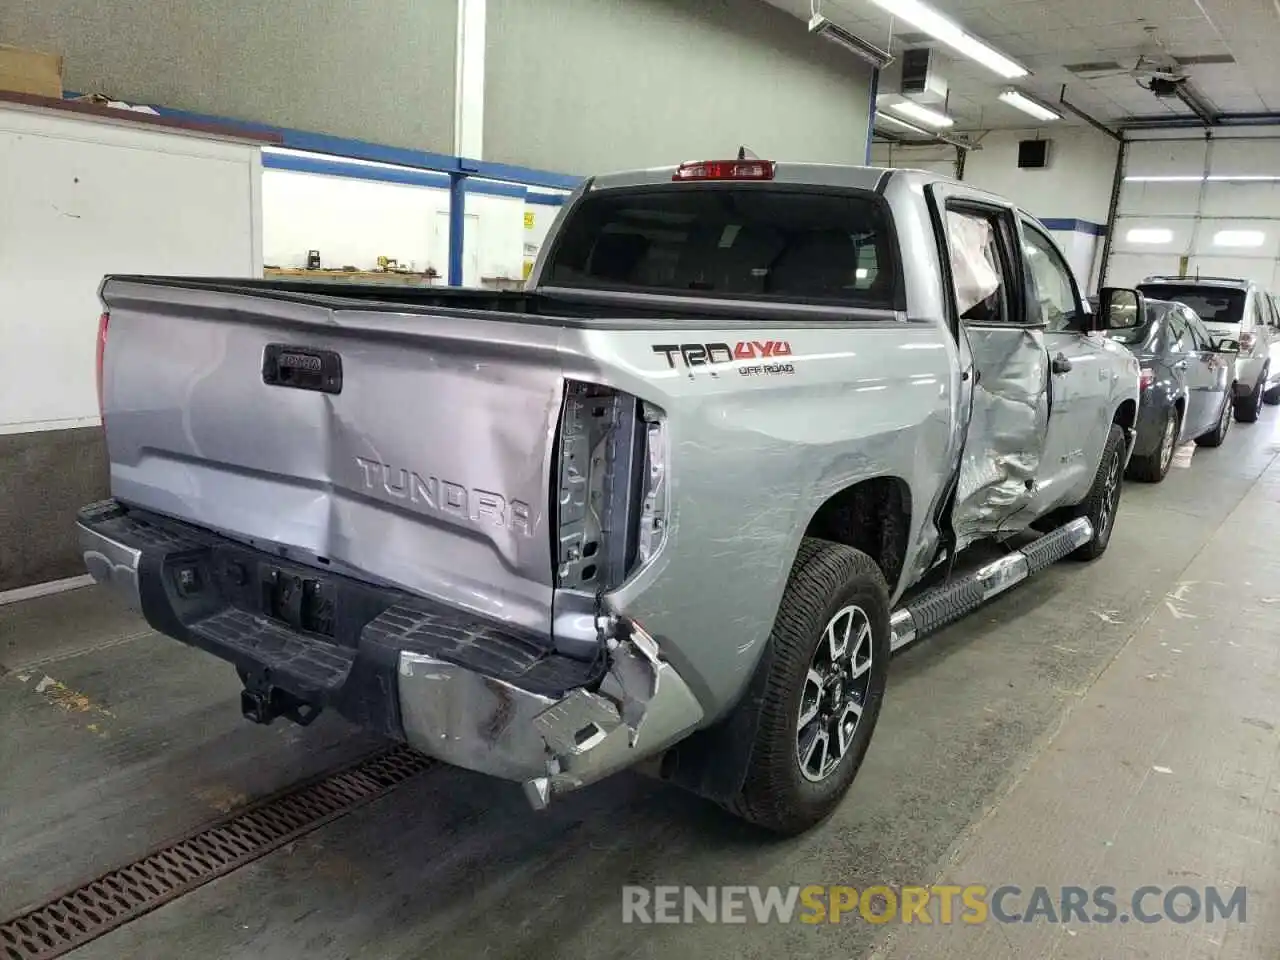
[1166,309,1189,352]
[1020,223,1081,332]
[944,208,1010,324]
[1185,310,1212,351]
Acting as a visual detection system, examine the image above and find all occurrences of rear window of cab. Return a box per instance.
[543,186,900,310]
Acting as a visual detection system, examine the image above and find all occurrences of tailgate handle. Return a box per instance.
[262,344,343,395]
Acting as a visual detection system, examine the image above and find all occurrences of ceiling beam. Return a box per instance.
[1058,86,1121,141]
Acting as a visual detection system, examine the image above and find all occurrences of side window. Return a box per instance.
[1185,310,1211,351]
[1249,294,1266,331]
[1021,223,1081,332]
[945,207,1010,324]
[1167,309,1189,352]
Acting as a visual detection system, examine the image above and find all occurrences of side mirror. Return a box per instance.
[1093,286,1145,333]
[1213,337,1240,353]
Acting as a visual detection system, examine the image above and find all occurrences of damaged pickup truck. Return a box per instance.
[79,159,1140,834]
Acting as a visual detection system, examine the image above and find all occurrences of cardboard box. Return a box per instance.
[0,44,63,99]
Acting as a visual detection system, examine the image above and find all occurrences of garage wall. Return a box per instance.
[0,0,457,153]
[873,128,1119,222]
[1107,130,1280,291]
[0,105,261,593]
[871,128,1119,291]
[484,0,874,174]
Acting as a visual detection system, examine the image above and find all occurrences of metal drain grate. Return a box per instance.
[0,745,432,960]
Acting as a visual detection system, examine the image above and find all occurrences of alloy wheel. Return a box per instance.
[1097,450,1122,541]
[1159,412,1177,473]
[796,604,874,783]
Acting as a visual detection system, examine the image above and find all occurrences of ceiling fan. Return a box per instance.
[1071,27,1190,89]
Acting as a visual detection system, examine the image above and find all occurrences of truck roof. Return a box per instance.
[1140,275,1253,290]
[588,162,962,195]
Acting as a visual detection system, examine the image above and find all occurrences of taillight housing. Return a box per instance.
[1139,367,1155,390]
[553,382,667,594]
[1238,331,1256,352]
[95,311,110,421]
[673,159,775,182]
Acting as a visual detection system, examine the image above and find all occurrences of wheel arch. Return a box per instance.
[802,476,913,594]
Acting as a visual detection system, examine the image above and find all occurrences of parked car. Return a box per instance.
[77,162,1140,835]
[1104,295,1237,481]
[1137,276,1280,423]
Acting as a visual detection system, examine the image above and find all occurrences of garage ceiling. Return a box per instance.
[767,0,1280,130]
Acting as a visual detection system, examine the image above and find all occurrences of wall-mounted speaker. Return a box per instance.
[1018,139,1050,169]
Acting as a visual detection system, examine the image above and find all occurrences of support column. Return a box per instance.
[449,0,486,287]
[448,173,467,287]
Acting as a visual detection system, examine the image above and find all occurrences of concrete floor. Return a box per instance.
[3,413,1280,959]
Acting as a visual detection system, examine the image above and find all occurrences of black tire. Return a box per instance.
[1067,424,1125,561]
[1196,392,1232,447]
[1265,384,1280,406]
[1126,406,1179,483]
[727,538,890,835]
[1235,377,1264,423]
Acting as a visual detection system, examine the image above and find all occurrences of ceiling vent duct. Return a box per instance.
[898,47,949,104]
[808,14,894,69]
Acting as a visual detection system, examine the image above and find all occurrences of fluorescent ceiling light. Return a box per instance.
[808,14,894,69]
[875,111,931,135]
[998,90,1060,122]
[1213,229,1265,247]
[888,100,955,128]
[867,0,1027,78]
[1125,228,1173,245]
[1125,174,1280,183]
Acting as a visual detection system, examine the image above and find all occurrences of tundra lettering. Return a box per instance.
[354,456,533,536]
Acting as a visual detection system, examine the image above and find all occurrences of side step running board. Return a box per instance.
[890,517,1094,652]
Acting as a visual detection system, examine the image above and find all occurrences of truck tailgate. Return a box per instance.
[100,278,564,635]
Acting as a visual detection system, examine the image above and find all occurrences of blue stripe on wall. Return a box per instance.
[96,96,582,190]
[1040,218,1108,236]
[261,150,568,204]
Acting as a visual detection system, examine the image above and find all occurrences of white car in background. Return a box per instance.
[1138,276,1280,423]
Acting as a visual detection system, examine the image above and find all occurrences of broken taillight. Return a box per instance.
[1139,367,1155,390]
[96,311,109,421]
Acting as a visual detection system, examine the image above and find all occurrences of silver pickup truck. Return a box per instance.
[79,159,1140,834]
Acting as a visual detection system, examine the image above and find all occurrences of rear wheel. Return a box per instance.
[1127,406,1179,483]
[1068,424,1125,561]
[1264,384,1280,406]
[727,539,890,835]
[1235,375,1265,422]
[1196,392,1232,447]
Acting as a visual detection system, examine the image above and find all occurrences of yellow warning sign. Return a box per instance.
[524,211,535,229]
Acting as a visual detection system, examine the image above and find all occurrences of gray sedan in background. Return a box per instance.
[1106,296,1237,482]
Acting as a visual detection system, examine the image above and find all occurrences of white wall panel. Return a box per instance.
[1117,180,1204,217]
[1107,253,1182,288]
[1125,140,1208,178]
[0,106,260,435]
[1200,182,1280,219]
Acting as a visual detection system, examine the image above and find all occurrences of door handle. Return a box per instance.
[1051,353,1072,374]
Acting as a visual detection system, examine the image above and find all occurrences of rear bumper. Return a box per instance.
[76,500,703,805]
[1234,355,1265,395]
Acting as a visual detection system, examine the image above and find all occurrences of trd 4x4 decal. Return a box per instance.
[651,340,795,378]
